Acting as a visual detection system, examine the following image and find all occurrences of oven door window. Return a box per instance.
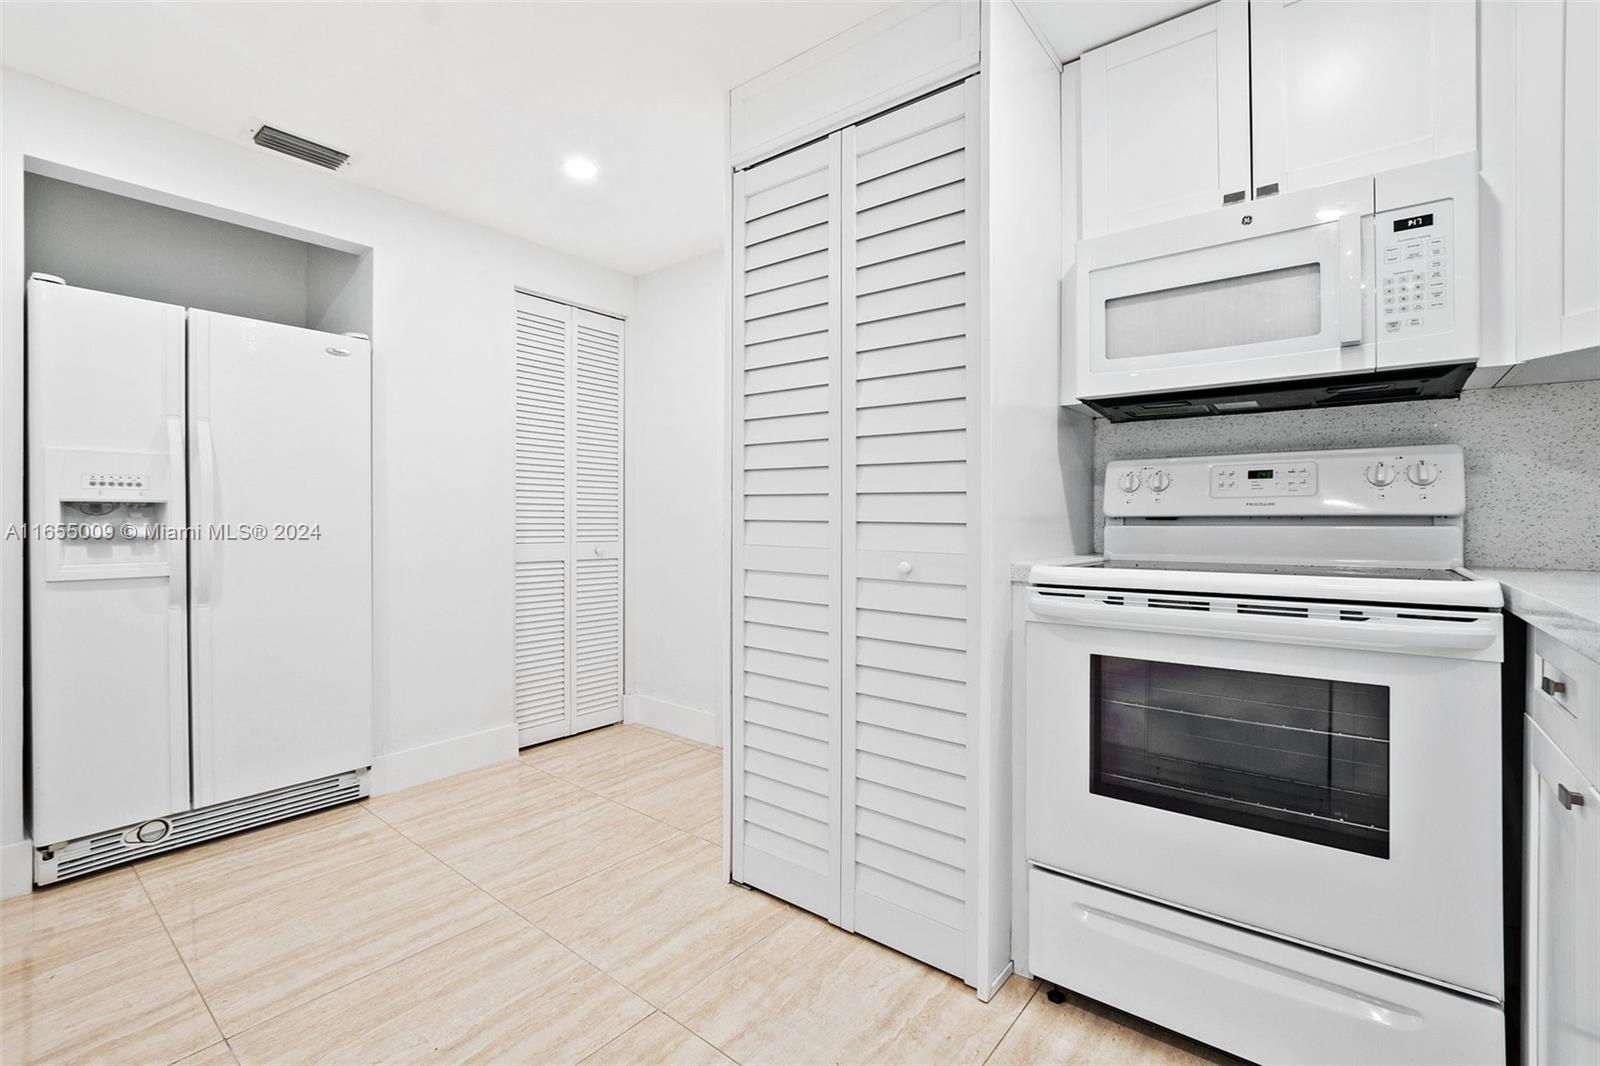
[1091,655,1390,858]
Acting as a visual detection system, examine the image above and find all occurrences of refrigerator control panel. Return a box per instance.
[53,449,168,503]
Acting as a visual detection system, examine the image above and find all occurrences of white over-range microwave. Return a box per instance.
[1069,154,1479,421]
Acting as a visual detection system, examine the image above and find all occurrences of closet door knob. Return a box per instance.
[897,561,913,575]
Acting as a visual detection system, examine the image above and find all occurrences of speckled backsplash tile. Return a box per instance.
[1092,380,1600,570]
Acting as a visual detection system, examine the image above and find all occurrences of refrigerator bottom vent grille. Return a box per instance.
[34,771,367,886]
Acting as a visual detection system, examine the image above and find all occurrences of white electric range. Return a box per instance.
[1024,445,1507,1066]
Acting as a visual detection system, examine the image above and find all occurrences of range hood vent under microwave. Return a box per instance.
[1082,361,1475,423]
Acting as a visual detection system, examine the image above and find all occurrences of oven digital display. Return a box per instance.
[1247,469,1274,480]
[1392,213,1434,232]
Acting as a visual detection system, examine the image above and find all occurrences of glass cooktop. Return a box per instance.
[1085,560,1472,581]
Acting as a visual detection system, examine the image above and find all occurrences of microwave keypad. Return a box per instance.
[1377,208,1452,337]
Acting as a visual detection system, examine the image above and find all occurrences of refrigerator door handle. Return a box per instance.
[166,414,185,608]
[195,417,218,606]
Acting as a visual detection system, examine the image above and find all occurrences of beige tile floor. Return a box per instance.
[1,724,1236,1066]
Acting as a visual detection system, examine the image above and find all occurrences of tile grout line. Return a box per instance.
[130,866,231,1063]
[649,905,804,1066]
[517,739,716,837]
[158,810,508,1045]
[573,1009,658,1066]
[395,742,756,1063]
[980,983,1040,1066]
[368,797,711,1050]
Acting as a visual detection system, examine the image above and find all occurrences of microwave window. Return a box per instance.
[1103,263,1322,362]
[1090,655,1390,858]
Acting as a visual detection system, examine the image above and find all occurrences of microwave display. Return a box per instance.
[1393,213,1434,232]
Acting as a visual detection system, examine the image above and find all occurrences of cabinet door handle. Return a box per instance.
[1222,190,1247,205]
[1541,675,1568,697]
[1558,784,1586,810]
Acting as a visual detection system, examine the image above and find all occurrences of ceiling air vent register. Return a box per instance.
[251,125,350,170]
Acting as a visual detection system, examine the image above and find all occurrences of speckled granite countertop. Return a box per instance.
[1474,569,1600,662]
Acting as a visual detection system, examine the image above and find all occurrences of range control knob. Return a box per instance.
[1117,470,1143,493]
[1148,470,1172,493]
[1406,459,1439,487]
[1364,461,1397,487]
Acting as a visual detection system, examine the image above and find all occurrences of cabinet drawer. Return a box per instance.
[1029,867,1504,1066]
[1529,628,1600,786]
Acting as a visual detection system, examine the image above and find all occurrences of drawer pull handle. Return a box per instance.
[897,561,913,576]
[1559,784,1586,810]
[1541,676,1568,697]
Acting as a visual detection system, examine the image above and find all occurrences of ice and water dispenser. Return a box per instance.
[41,446,175,581]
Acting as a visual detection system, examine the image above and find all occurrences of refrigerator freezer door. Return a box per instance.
[187,311,373,806]
[26,280,190,845]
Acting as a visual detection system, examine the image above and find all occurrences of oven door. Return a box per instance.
[1074,178,1374,401]
[1024,589,1504,997]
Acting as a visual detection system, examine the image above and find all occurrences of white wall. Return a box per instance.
[622,251,727,746]
[979,0,1095,985]
[1,70,636,894]
[23,172,357,330]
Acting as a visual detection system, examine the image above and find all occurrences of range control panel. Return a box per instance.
[1377,199,1454,339]
[1210,462,1317,498]
[1106,445,1464,517]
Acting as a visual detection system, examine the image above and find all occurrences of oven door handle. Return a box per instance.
[1027,594,1498,656]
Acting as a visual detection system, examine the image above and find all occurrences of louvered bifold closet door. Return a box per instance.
[840,80,979,980]
[514,293,573,746]
[731,134,844,921]
[571,309,624,733]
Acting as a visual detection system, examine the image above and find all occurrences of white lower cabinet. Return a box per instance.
[513,293,623,747]
[1030,868,1506,1066]
[1523,717,1600,1066]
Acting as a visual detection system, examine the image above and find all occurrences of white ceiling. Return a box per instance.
[0,1,895,276]
[1016,0,1209,63]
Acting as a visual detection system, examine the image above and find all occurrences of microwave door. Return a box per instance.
[1076,179,1374,400]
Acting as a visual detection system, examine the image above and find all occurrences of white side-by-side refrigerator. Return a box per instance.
[26,277,372,882]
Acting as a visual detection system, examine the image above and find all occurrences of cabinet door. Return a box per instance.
[730,135,844,922]
[1524,717,1600,1066]
[841,80,979,980]
[1080,1,1250,237]
[1516,0,1600,361]
[1250,0,1475,196]
[514,294,573,746]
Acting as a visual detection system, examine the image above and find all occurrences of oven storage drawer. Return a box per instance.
[1028,867,1505,1066]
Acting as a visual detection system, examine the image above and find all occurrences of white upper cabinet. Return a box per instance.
[1079,1,1250,237]
[1514,0,1600,364]
[1080,0,1475,238]
[1249,0,1475,196]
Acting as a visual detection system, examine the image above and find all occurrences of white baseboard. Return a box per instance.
[1,839,34,899]
[366,722,519,795]
[624,693,720,747]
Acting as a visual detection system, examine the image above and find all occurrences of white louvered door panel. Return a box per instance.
[841,80,980,981]
[572,310,624,732]
[514,295,624,746]
[515,294,573,745]
[732,135,844,922]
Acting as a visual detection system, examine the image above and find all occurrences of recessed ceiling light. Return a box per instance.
[563,156,599,182]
